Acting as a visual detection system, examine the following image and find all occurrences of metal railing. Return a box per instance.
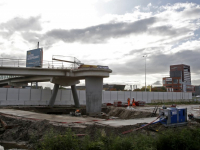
[0,56,83,81]
[0,75,21,80]
[0,56,81,70]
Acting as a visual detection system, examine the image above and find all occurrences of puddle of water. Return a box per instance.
[0,143,29,150]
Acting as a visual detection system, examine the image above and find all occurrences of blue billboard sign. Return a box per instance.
[26,48,43,67]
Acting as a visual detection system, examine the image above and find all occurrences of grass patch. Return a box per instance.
[35,127,200,150]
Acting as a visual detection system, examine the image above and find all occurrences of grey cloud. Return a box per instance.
[0,16,42,38]
[109,49,200,77]
[43,17,157,44]
[0,16,42,32]
[124,48,145,56]
[0,53,25,59]
[124,47,162,56]
[191,79,200,85]
[43,18,192,45]
[182,7,200,17]
[0,31,12,39]
[148,26,191,37]
[21,32,42,44]
[152,81,161,85]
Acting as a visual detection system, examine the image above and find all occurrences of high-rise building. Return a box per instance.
[170,64,191,85]
[163,64,194,92]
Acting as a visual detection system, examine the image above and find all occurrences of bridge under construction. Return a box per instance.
[0,56,112,115]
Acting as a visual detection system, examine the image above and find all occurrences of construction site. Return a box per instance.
[0,52,199,149]
[0,102,200,149]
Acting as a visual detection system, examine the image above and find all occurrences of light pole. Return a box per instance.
[143,55,147,92]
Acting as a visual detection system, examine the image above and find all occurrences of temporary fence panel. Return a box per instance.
[0,88,194,106]
[163,92,168,100]
[153,92,159,101]
[142,92,148,103]
[158,92,163,100]
[186,93,192,99]
[19,89,30,101]
[172,92,177,100]
[7,89,19,101]
[182,92,186,100]
[148,92,154,103]
[41,89,51,101]
[111,91,118,101]
[117,91,125,101]
[64,90,73,105]
[131,92,137,102]
[61,90,72,104]
[79,90,86,105]
[136,92,143,101]
[31,89,41,101]
[0,88,7,101]
[189,92,192,99]
[103,91,111,103]
[124,91,131,103]
[177,92,181,100]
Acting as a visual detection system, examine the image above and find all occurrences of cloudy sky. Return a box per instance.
[0,0,200,89]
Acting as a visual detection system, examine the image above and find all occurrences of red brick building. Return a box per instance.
[163,64,194,93]
[163,77,182,92]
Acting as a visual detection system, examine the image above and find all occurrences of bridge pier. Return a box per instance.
[85,77,103,115]
[49,83,59,107]
[71,85,80,108]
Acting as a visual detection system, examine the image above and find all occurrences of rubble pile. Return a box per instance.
[107,107,153,119]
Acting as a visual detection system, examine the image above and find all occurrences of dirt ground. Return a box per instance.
[106,107,155,119]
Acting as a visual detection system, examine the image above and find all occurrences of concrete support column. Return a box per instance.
[71,85,80,108]
[49,83,59,107]
[85,77,103,115]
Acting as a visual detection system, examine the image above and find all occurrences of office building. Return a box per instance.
[163,64,194,92]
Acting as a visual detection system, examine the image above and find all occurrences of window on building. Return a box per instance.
[173,79,178,84]
[171,67,177,70]
[187,89,192,91]
[166,81,172,84]
[179,79,182,83]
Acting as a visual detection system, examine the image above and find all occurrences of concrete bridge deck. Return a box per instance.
[0,66,112,115]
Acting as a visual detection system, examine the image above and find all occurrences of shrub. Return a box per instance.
[36,127,200,150]
[38,129,79,150]
[156,128,200,150]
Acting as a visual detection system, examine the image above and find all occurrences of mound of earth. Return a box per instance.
[107,107,154,119]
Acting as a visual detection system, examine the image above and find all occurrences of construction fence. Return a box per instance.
[0,88,192,106]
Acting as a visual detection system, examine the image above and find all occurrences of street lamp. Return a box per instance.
[143,55,147,92]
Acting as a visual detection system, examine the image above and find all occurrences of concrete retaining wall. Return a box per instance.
[0,88,192,106]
